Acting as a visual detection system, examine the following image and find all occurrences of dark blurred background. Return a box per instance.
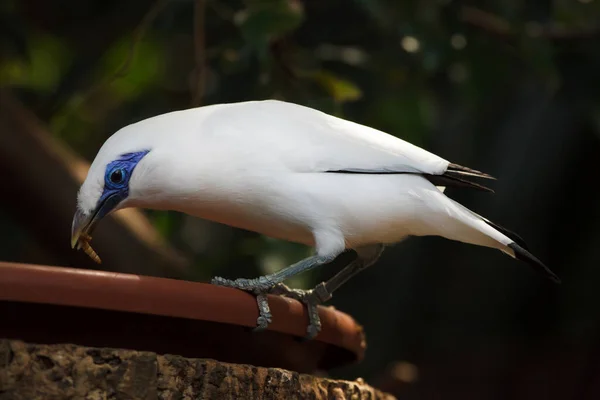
[2,0,600,398]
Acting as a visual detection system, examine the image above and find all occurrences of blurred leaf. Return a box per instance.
[313,71,362,103]
[102,36,164,100]
[0,34,69,91]
[49,35,164,145]
[149,210,175,239]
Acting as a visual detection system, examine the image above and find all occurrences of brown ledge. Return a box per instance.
[0,340,394,400]
[0,262,366,373]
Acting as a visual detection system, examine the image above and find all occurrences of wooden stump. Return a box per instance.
[0,340,394,399]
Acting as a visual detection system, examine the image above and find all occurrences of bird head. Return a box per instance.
[71,145,151,251]
[70,108,207,257]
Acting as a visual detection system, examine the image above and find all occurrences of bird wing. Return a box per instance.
[197,100,494,190]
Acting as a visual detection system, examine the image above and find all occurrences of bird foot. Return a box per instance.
[269,282,332,340]
[211,275,276,293]
[211,275,333,339]
[211,275,276,332]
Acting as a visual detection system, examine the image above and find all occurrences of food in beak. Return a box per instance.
[78,232,101,264]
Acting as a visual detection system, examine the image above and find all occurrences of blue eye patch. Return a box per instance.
[94,150,150,219]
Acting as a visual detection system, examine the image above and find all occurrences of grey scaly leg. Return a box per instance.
[211,253,337,330]
[272,244,385,339]
[322,244,385,296]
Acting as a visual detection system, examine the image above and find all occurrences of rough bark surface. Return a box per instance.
[0,340,394,400]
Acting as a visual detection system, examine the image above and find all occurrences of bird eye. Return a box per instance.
[110,169,124,184]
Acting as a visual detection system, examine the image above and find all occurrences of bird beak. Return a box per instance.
[71,192,125,249]
[71,207,93,250]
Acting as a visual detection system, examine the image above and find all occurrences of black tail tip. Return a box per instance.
[508,243,561,284]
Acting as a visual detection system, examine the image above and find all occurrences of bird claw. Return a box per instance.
[212,276,275,332]
[211,275,332,340]
[253,293,272,331]
[269,282,331,340]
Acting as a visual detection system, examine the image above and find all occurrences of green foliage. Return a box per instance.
[102,36,164,99]
[0,33,69,91]
[313,70,362,103]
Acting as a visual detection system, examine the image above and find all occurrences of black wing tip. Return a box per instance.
[508,243,561,284]
[427,174,495,193]
[437,163,496,193]
[448,163,497,180]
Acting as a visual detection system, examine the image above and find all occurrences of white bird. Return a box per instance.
[71,100,560,338]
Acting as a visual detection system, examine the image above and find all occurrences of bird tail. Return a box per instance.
[432,194,560,283]
[479,217,561,283]
[506,242,560,283]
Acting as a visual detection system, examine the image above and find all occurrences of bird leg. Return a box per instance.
[211,253,337,331]
[270,244,385,339]
[322,244,385,297]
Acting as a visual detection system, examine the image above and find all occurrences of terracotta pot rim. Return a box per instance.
[0,262,365,361]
